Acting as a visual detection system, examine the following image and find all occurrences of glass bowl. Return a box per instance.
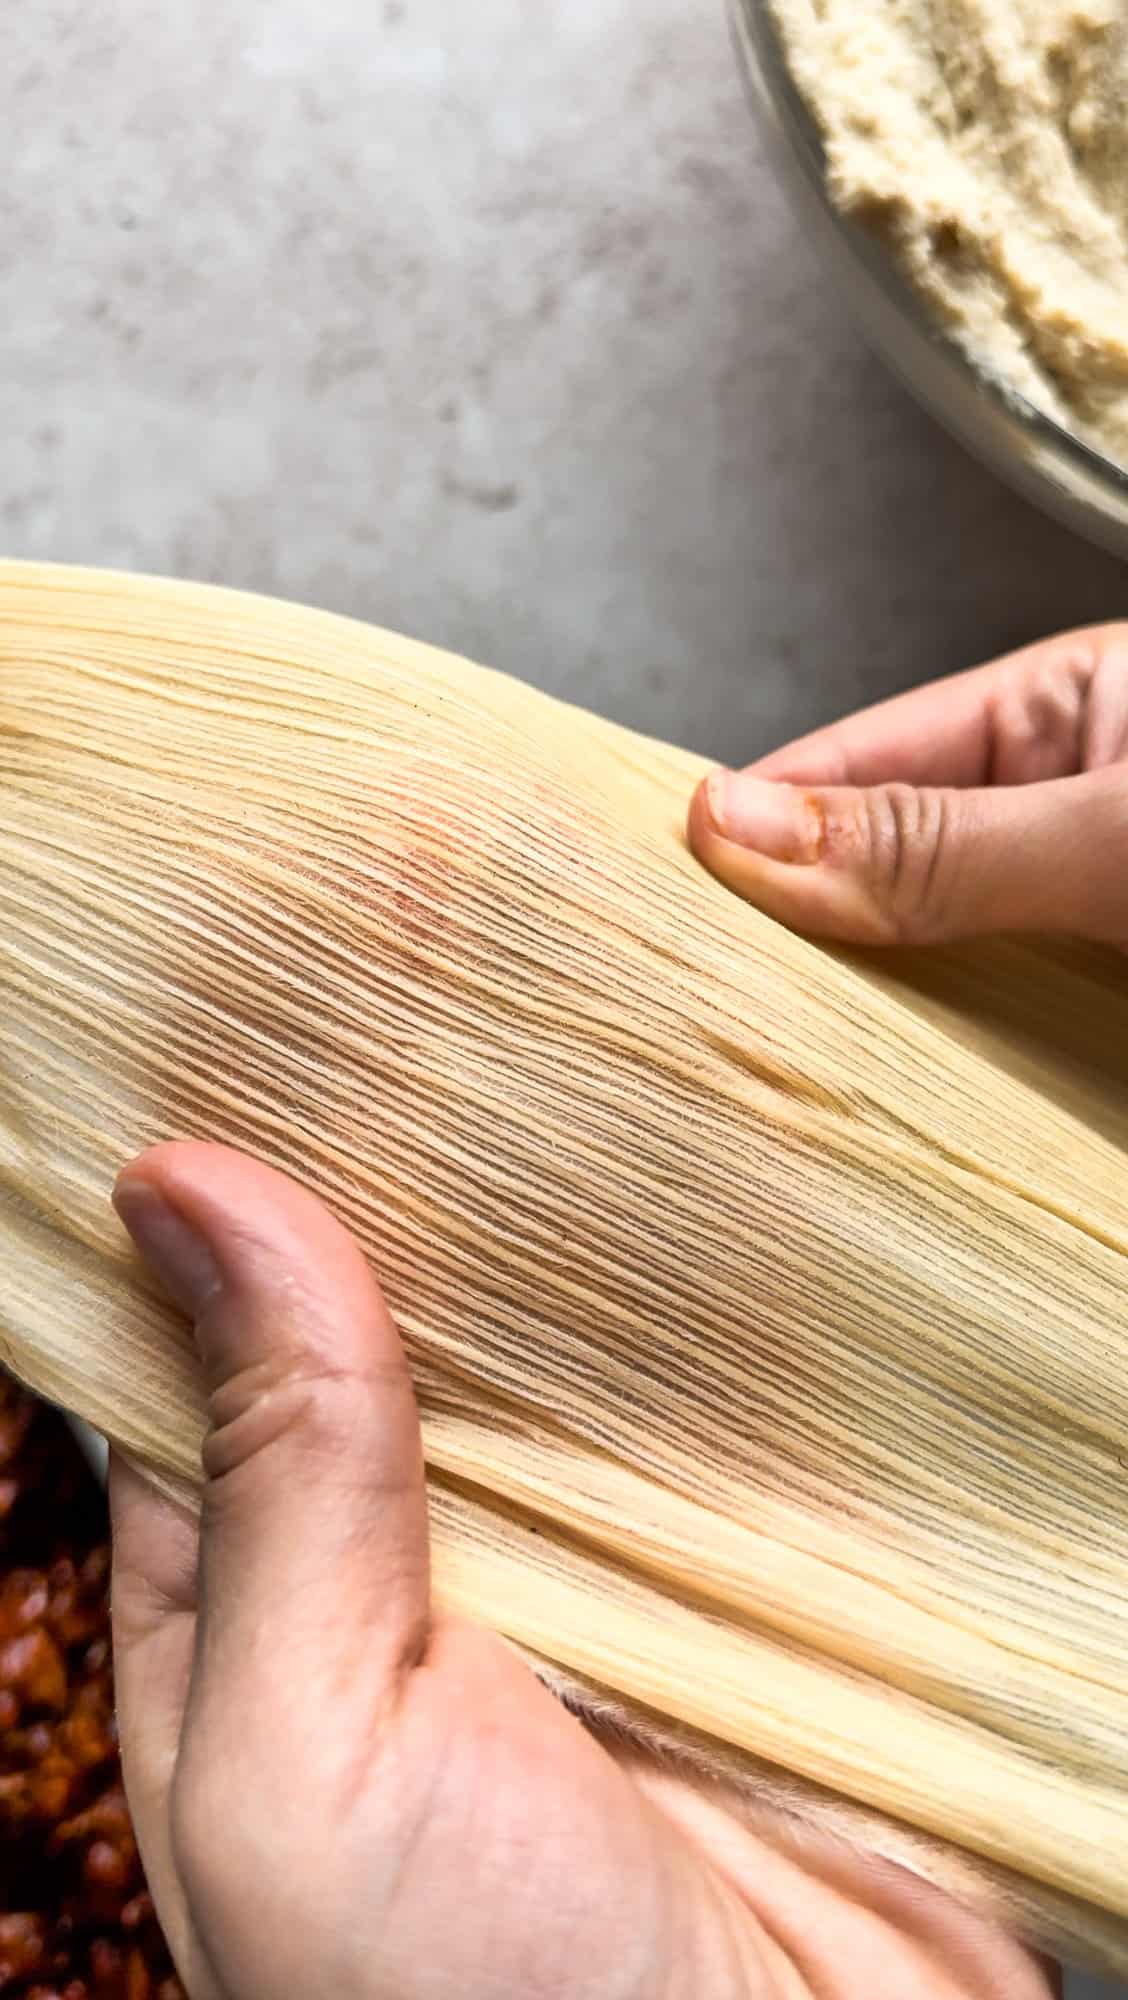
[728,0,1128,562]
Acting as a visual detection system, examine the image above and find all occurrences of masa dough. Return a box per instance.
[770,0,1128,468]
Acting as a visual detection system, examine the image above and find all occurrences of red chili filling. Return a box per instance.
[0,1376,185,2000]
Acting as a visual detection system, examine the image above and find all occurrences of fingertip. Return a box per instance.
[686,771,724,862]
[113,1143,405,1415]
[113,1140,229,1221]
[688,774,896,944]
[117,1145,372,1308]
[689,769,814,899]
[117,1140,265,1208]
[114,1140,173,1199]
[689,768,792,908]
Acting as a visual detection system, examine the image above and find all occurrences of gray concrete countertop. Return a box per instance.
[3,5,1125,1994]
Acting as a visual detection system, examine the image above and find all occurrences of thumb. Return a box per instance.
[688,765,1128,945]
[113,1143,429,1749]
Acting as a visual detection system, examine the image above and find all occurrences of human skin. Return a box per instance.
[105,623,1122,2000]
[108,1146,1057,2000]
[688,625,1128,946]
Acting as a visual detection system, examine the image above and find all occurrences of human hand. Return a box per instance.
[105,1144,775,2000]
[108,1144,1058,2000]
[688,626,1128,945]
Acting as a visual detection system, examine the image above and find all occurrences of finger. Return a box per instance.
[108,1449,200,1981]
[112,1143,430,1772]
[749,626,1128,790]
[689,764,1128,946]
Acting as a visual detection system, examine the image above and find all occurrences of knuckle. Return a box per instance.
[989,656,1089,781]
[848,784,954,943]
[986,627,1128,780]
[201,1355,318,1487]
[202,1351,411,1488]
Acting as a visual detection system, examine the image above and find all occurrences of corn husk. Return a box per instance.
[2,562,1127,1970]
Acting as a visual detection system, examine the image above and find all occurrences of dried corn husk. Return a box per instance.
[1,562,1127,1971]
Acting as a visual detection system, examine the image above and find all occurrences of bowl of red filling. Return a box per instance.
[0,1374,184,2000]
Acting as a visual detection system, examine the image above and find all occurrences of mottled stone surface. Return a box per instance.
[3,6,1125,1992]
